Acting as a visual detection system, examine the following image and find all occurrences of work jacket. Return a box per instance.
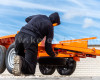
[20,15,55,57]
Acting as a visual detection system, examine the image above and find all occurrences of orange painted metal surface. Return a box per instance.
[37,37,100,61]
[0,33,100,62]
[0,34,16,48]
[60,37,97,43]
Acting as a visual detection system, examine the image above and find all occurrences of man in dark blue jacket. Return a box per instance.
[12,12,60,76]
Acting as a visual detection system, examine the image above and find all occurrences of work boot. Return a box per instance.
[12,55,22,76]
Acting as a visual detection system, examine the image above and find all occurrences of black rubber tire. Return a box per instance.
[57,58,76,76]
[38,57,66,66]
[0,45,6,74]
[5,42,16,74]
[39,64,55,75]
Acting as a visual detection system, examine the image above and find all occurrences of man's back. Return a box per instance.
[20,15,53,40]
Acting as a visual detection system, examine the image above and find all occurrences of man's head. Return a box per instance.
[49,12,60,26]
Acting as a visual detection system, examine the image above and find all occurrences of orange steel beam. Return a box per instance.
[60,37,97,43]
[53,44,100,56]
[0,34,16,40]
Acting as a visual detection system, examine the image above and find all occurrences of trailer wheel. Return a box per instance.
[39,65,55,75]
[57,58,76,75]
[0,45,6,74]
[6,42,16,74]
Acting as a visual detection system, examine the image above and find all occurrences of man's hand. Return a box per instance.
[48,52,58,57]
[54,52,58,57]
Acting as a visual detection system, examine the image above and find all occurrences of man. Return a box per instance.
[12,12,60,76]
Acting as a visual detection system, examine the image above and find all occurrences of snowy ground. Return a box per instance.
[0,64,100,80]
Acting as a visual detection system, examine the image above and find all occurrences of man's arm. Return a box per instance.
[45,25,55,57]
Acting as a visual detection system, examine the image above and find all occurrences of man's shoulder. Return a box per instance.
[36,14,48,18]
[37,15,52,24]
[30,14,52,26]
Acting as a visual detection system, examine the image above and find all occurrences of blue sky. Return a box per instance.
[0,0,100,44]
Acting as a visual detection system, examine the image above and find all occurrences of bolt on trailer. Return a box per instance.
[0,32,100,75]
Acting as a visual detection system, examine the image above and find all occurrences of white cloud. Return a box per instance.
[83,18,100,28]
[68,0,86,8]
[9,18,26,26]
[63,8,100,20]
[0,8,39,17]
[1,0,100,20]
[83,18,94,28]
[0,0,65,12]
[0,30,9,34]
[0,22,19,30]
[62,0,100,21]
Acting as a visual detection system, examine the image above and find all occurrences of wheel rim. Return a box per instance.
[8,48,16,69]
[58,66,69,74]
[41,65,52,74]
[39,65,55,74]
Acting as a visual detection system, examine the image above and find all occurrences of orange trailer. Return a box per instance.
[0,33,100,75]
